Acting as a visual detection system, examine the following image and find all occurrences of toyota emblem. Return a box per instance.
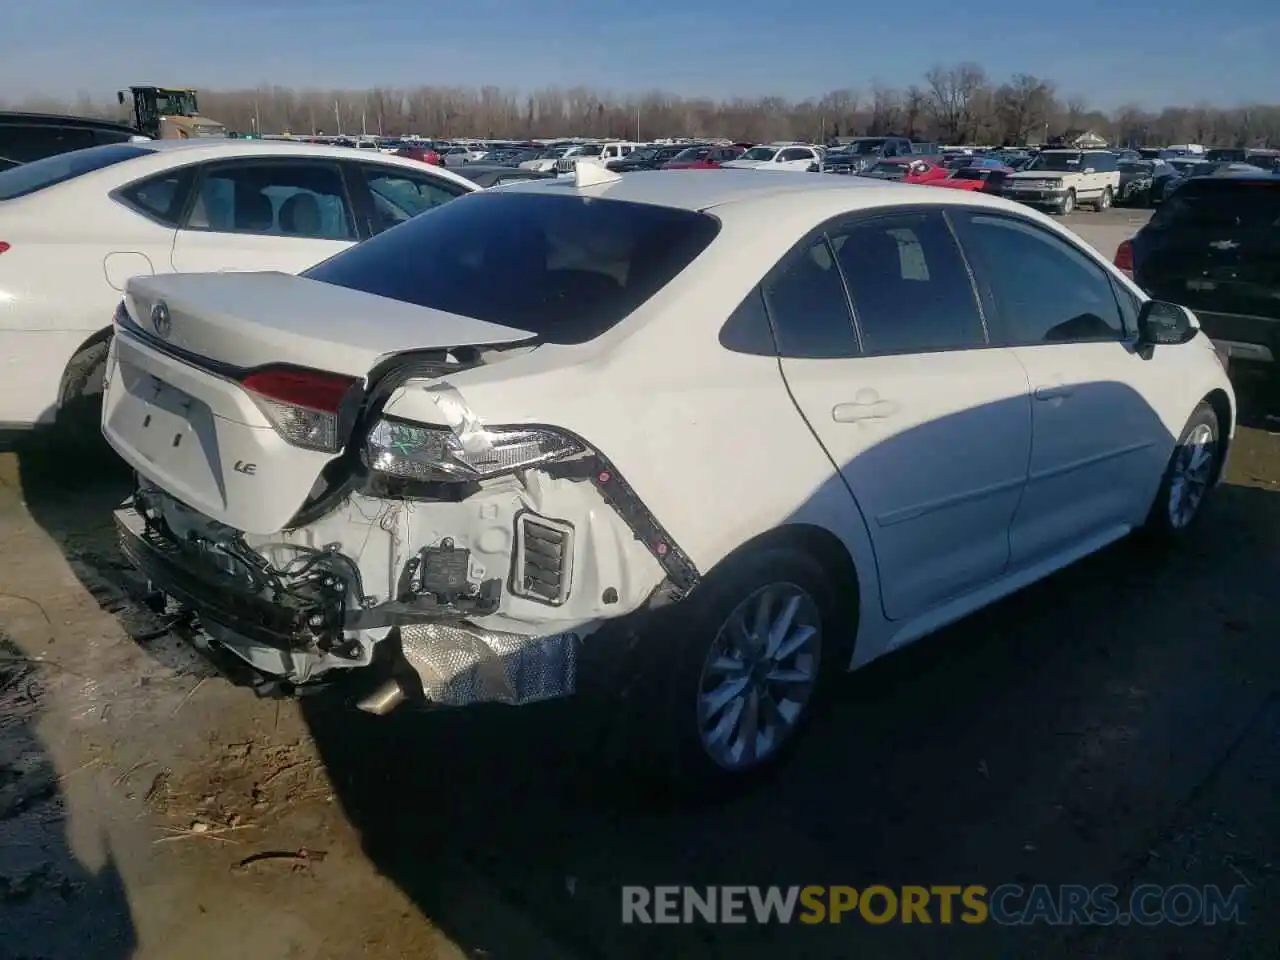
[150,301,172,338]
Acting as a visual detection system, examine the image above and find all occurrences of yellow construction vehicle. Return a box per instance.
[117,86,227,139]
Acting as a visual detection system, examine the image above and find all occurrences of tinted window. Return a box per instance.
[778,148,812,162]
[186,162,355,240]
[832,211,986,355]
[1088,152,1118,172]
[1028,152,1083,172]
[1149,178,1280,230]
[762,236,859,358]
[93,128,135,147]
[671,147,710,162]
[955,213,1124,344]
[116,168,195,226]
[302,192,720,345]
[0,125,99,166]
[363,166,465,233]
[0,143,151,200]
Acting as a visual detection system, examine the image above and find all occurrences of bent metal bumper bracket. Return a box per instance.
[116,503,578,711]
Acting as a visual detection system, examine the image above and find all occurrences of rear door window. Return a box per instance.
[763,236,860,358]
[0,143,152,200]
[185,161,356,240]
[302,192,720,344]
[830,210,988,355]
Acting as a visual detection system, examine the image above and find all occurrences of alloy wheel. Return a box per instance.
[696,583,822,771]
[1167,423,1216,528]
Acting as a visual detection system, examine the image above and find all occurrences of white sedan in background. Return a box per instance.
[103,168,1232,790]
[0,139,478,437]
[723,143,825,172]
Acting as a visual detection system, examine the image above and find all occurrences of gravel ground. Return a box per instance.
[3,202,1279,959]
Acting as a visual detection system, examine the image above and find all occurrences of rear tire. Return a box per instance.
[620,545,854,797]
[57,339,111,455]
[1140,402,1221,542]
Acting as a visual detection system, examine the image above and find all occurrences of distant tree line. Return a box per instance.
[8,63,1279,147]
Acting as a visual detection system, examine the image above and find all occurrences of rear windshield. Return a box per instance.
[1150,178,1280,230]
[302,191,721,344]
[1119,161,1153,173]
[0,143,151,200]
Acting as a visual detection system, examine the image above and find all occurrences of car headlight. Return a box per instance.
[364,418,583,482]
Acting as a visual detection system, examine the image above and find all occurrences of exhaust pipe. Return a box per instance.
[356,677,408,715]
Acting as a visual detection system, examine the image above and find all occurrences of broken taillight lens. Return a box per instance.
[364,418,582,482]
[239,366,360,454]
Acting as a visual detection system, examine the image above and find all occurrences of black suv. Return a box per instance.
[0,112,140,170]
[1128,172,1280,397]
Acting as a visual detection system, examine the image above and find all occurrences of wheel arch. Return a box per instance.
[704,521,864,654]
[56,326,114,409]
[1202,387,1234,484]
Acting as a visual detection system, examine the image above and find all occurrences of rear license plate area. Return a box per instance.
[109,365,224,506]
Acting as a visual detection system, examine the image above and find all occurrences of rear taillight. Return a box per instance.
[364,419,582,482]
[0,242,10,255]
[1114,239,1134,275]
[425,151,441,165]
[238,366,360,453]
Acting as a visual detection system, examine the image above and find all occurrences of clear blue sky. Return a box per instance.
[3,0,1277,110]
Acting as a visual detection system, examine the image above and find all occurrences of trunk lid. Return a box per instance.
[106,272,537,534]
[123,272,536,375]
[1133,178,1280,320]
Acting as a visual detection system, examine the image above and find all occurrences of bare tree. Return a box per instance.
[924,62,989,142]
[994,74,1056,145]
[1064,95,1088,131]
[902,85,927,138]
[868,84,903,135]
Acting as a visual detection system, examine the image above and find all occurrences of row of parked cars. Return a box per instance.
[0,124,1264,793]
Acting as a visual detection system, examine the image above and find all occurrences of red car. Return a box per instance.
[662,145,745,169]
[929,165,1014,193]
[394,144,442,166]
[861,158,951,184]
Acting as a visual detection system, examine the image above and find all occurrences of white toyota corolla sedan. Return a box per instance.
[0,139,478,438]
[100,165,1234,788]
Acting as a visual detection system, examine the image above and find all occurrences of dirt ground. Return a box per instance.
[3,206,1279,959]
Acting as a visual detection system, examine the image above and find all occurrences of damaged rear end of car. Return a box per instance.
[102,187,720,715]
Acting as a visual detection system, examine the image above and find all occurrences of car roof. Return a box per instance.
[492,167,1019,215]
[5,138,482,199]
[0,111,137,135]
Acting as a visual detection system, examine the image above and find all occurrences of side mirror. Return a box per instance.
[1137,299,1197,347]
[117,91,126,105]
